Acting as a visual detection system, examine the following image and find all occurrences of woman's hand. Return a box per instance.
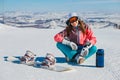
[62,39,78,50]
[80,41,93,57]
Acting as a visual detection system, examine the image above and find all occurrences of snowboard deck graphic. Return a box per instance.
[4,56,75,72]
[47,66,74,72]
[35,61,74,72]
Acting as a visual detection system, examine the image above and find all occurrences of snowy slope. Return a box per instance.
[0,24,120,80]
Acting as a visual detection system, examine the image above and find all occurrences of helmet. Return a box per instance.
[66,12,78,26]
[68,12,78,20]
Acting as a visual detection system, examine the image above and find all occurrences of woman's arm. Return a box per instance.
[54,29,67,42]
[86,28,97,45]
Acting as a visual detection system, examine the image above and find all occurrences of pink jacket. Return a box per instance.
[54,26,97,46]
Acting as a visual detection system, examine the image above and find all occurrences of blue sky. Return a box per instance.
[0,0,120,13]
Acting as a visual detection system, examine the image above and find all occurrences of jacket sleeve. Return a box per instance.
[54,29,67,42]
[86,28,97,45]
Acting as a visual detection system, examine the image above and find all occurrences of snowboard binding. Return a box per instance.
[40,53,56,69]
[20,50,36,65]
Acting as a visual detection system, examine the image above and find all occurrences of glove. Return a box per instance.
[80,47,89,57]
[62,39,78,50]
[84,41,93,48]
[80,41,93,57]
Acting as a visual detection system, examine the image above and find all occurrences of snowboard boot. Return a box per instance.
[20,50,36,66]
[65,56,76,62]
[66,57,70,62]
[41,53,56,69]
[75,54,85,64]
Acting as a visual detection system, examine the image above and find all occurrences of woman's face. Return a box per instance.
[70,20,78,27]
[69,17,78,27]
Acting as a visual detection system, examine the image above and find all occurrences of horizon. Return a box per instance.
[0,0,120,13]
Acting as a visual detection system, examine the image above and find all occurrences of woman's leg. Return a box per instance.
[84,46,97,59]
[56,42,77,60]
[56,43,97,62]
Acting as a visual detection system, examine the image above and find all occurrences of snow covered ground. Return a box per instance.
[0,23,120,80]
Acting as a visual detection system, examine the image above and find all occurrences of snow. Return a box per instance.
[0,23,120,80]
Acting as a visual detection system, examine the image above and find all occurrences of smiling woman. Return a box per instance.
[54,12,97,64]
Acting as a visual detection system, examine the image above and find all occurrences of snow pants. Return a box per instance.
[56,42,97,60]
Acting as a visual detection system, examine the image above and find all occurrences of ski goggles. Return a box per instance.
[69,17,78,23]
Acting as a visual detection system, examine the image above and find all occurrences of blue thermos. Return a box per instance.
[96,49,104,67]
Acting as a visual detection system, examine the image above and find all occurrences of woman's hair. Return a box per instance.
[66,20,86,37]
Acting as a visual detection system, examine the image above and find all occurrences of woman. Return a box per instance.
[54,13,97,64]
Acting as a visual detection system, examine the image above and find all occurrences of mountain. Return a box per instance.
[0,11,120,29]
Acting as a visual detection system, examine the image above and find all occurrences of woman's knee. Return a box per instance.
[93,46,97,51]
[56,42,60,48]
[56,42,64,49]
[90,45,97,53]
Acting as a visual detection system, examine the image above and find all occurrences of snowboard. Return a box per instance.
[4,56,74,72]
